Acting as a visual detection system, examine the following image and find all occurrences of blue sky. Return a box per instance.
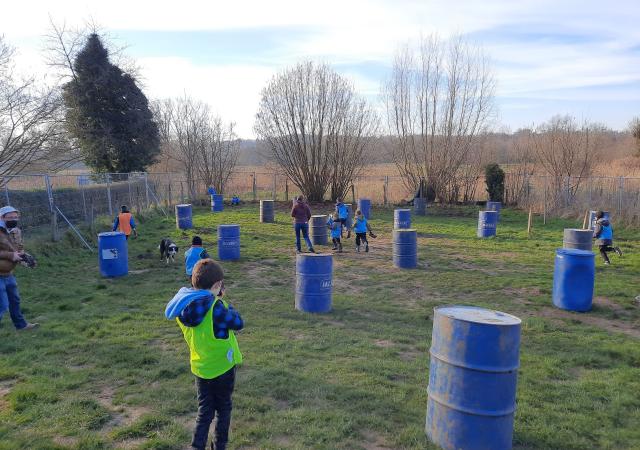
[2,0,639,137]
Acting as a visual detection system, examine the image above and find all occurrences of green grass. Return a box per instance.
[1,204,639,449]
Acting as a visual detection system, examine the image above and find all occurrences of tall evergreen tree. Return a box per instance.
[62,34,159,173]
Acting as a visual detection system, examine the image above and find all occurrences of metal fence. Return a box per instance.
[0,170,637,247]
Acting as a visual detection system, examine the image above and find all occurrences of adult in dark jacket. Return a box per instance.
[593,211,622,265]
[290,195,315,253]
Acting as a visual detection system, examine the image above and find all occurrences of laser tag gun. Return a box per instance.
[20,252,37,269]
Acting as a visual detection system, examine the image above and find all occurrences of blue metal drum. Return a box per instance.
[477,211,498,238]
[211,194,224,212]
[295,253,333,313]
[310,215,328,246]
[393,229,417,269]
[562,229,593,251]
[260,200,275,223]
[98,232,128,277]
[358,198,371,219]
[394,209,411,229]
[486,201,502,222]
[426,305,521,450]
[175,204,193,230]
[414,197,427,216]
[217,224,240,261]
[588,210,610,230]
[552,248,595,312]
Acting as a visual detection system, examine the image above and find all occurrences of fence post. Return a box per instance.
[383,176,389,206]
[45,175,59,242]
[543,176,547,225]
[618,177,624,214]
[3,178,9,205]
[106,174,113,218]
[180,182,184,203]
[144,173,150,209]
[272,174,277,200]
[351,185,356,204]
[127,174,133,210]
[252,172,257,201]
[81,183,88,223]
[285,178,289,202]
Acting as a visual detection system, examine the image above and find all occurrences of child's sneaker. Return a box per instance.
[356,245,360,253]
[309,247,316,253]
[365,244,369,253]
[604,261,611,265]
[615,247,623,257]
[338,243,343,253]
[332,244,337,250]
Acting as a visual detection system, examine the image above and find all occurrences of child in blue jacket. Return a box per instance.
[327,212,343,252]
[592,211,622,265]
[185,236,210,277]
[351,209,376,252]
[335,198,350,238]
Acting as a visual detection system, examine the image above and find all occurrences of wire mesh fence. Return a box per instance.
[0,170,637,247]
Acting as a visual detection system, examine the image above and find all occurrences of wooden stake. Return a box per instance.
[527,207,533,237]
[582,210,589,229]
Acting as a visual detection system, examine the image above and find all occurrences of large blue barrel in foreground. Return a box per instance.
[212,194,224,212]
[310,215,328,245]
[98,232,128,277]
[588,210,610,230]
[260,200,275,223]
[552,248,595,312]
[217,224,240,261]
[486,201,502,222]
[477,211,498,238]
[393,229,417,269]
[175,204,193,230]
[358,198,371,219]
[394,209,411,229]
[414,197,427,216]
[426,305,521,450]
[295,253,333,313]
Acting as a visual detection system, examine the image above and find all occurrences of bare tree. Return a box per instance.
[530,115,604,207]
[630,117,640,157]
[153,96,238,199]
[383,35,495,203]
[0,36,71,178]
[255,61,378,202]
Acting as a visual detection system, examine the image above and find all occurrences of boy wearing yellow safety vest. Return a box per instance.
[165,259,243,450]
[112,205,138,239]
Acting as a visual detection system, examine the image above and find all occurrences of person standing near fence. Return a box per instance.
[113,205,138,239]
[0,206,38,331]
[291,195,315,254]
[593,210,623,265]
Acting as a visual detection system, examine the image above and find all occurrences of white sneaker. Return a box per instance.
[604,261,611,265]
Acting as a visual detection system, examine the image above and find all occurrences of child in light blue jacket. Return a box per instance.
[185,236,210,277]
[327,212,343,252]
[351,209,376,253]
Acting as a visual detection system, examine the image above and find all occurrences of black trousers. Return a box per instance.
[192,367,236,450]
[599,245,615,263]
[355,232,368,246]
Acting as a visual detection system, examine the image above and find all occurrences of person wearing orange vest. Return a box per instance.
[112,205,138,239]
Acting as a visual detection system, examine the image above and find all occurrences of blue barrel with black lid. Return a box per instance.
[217,224,240,261]
[394,209,411,229]
[426,305,521,450]
[414,197,427,216]
[295,253,333,313]
[357,198,371,219]
[98,232,128,277]
[175,204,193,230]
[552,248,595,312]
[212,194,224,212]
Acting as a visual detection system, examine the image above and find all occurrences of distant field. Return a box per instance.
[0,205,639,449]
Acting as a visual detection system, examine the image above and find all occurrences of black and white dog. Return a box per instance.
[159,238,179,263]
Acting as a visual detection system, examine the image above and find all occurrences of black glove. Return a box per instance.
[20,253,37,268]
[369,232,377,239]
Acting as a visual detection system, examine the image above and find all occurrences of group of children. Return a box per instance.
[327,198,376,253]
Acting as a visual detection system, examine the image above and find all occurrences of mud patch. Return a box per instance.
[374,339,394,348]
[52,436,78,447]
[361,430,392,449]
[537,307,640,339]
[0,379,16,410]
[129,269,150,275]
[97,385,150,432]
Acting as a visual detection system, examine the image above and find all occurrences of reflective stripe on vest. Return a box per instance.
[177,298,243,379]
[118,213,132,235]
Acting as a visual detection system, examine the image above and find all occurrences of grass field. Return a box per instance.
[1,204,639,450]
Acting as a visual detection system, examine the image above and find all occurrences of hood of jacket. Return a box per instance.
[597,218,610,227]
[165,287,212,320]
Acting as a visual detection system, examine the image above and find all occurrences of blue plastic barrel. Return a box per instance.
[426,305,521,450]
[477,211,498,238]
[486,201,502,222]
[175,204,193,230]
[212,194,224,212]
[217,224,240,261]
[98,232,128,277]
[414,197,427,216]
[295,253,333,313]
[588,210,610,230]
[358,198,371,219]
[393,229,417,269]
[394,209,411,229]
[552,248,595,312]
[310,215,328,245]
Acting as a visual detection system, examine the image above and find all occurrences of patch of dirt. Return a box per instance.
[398,350,421,362]
[417,232,448,239]
[273,435,293,447]
[374,339,394,348]
[97,385,150,432]
[501,287,540,305]
[114,437,147,449]
[129,269,150,275]
[593,296,627,314]
[52,436,78,447]
[361,430,392,450]
[0,379,16,410]
[537,307,640,339]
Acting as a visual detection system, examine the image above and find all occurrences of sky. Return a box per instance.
[1,0,639,138]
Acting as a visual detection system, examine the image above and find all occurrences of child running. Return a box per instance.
[334,197,350,238]
[185,236,210,278]
[593,211,623,265]
[327,212,343,252]
[351,209,377,253]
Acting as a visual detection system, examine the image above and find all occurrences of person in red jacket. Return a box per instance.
[290,195,315,254]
